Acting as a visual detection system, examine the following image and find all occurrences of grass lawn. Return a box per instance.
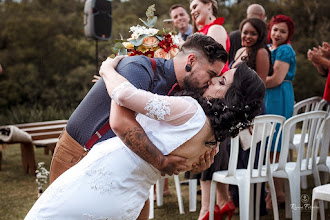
[0,144,329,219]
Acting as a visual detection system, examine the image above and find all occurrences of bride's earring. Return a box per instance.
[185,64,192,72]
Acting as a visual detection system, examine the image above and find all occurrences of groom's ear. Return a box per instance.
[186,54,197,67]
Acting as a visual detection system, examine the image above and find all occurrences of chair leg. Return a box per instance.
[284,179,291,218]
[149,185,154,219]
[311,196,318,220]
[288,175,301,220]
[319,171,329,184]
[268,176,279,220]
[249,183,254,220]
[255,183,261,220]
[156,178,164,206]
[238,183,250,220]
[174,175,185,214]
[301,176,308,189]
[209,180,217,220]
[313,171,325,220]
[189,179,197,212]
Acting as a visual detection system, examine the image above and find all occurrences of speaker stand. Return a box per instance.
[95,39,99,74]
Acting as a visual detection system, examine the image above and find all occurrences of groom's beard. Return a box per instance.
[182,73,205,96]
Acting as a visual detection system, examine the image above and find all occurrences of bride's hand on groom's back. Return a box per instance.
[99,55,127,77]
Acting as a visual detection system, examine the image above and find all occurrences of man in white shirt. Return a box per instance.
[169,4,193,41]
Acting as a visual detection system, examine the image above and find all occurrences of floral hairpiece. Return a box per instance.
[211,102,251,117]
[112,4,179,59]
[229,120,252,132]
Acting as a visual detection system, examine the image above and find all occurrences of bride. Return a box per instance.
[25,56,265,219]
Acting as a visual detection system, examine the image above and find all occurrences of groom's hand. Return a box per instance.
[160,155,188,176]
[190,148,217,174]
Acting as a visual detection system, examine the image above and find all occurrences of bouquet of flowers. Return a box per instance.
[112,4,179,59]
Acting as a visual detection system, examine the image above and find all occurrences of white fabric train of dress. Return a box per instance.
[25,83,206,220]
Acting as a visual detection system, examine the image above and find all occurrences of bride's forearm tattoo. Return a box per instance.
[119,126,165,170]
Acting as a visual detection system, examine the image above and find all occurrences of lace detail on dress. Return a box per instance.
[86,167,113,194]
[111,81,132,105]
[144,94,171,120]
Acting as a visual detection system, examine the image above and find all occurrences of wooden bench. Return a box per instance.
[1,120,67,175]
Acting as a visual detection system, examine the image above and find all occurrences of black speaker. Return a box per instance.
[84,0,112,40]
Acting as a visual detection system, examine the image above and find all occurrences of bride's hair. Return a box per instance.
[179,62,265,142]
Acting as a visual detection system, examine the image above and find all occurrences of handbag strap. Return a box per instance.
[83,57,157,151]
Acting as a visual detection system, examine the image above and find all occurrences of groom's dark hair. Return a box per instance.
[180,33,228,64]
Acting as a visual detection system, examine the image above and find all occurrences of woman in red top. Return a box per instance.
[189,1,234,219]
[190,0,230,74]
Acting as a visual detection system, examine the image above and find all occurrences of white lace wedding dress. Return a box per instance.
[25,82,206,220]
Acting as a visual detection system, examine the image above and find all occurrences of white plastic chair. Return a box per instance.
[290,96,323,150]
[317,99,330,113]
[289,96,323,189]
[289,96,322,159]
[311,115,330,220]
[311,184,330,220]
[271,111,327,220]
[148,175,184,219]
[188,179,198,212]
[315,115,330,178]
[209,115,285,220]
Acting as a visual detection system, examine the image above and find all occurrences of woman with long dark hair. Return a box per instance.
[230,17,273,82]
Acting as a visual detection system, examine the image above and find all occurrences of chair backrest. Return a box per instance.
[289,96,323,148]
[293,96,323,115]
[277,111,328,172]
[314,115,330,166]
[227,115,285,178]
[317,99,330,114]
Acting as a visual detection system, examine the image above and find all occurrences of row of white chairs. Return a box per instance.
[148,97,330,220]
[209,111,330,220]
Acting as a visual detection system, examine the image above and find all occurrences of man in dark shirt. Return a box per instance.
[49,33,228,219]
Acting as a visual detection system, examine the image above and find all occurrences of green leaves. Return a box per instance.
[139,16,157,28]
[129,34,148,46]
[139,4,157,28]
[145,4,156,21]
[112,42,127,55]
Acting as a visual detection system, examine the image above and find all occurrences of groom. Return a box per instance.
[49,33,227,219]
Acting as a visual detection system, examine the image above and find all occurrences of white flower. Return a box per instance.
[129,25,159,39]
[35,162,50,189]
[172,35,180,46]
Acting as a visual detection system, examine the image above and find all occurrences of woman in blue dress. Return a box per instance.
[264,14,296,209]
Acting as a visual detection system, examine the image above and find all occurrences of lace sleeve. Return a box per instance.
[111,82,198,126]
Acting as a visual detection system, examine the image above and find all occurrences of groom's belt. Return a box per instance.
[83,57,158,151]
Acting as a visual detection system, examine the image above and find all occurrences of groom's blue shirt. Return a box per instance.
[66,56,177,146]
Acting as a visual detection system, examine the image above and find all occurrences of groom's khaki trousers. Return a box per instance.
[49,129,149,220]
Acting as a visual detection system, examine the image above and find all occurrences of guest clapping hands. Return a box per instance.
[307,42,330,103]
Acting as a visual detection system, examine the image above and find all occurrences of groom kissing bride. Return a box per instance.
[25,33,265,219]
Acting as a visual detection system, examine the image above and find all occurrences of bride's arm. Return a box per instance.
[99,56,189,175]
